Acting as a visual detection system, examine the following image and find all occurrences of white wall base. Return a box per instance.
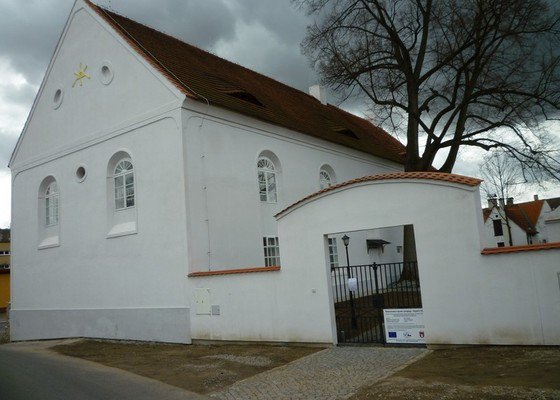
[10,307,191,344]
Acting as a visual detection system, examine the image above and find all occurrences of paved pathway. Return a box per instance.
[211,346,427,400]
[0,341,208,400]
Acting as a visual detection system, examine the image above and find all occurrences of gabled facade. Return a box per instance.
[482,198,552,248]
[9,1,405,343]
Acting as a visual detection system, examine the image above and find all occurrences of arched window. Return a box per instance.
[45,181,59,226]
[113,159,135,210]
[257,156,277,203]
[319,165,336,190]
[319,170,333,189]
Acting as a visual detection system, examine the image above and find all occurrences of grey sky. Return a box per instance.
[0,0,558,227]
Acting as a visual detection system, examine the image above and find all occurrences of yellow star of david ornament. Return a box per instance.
[72,63,91,87]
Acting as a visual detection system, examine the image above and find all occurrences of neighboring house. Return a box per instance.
[546,196,560,211]
[0,232,10,313]
[545,201,560,243]
[482,197,552,248]
[9,1,406,343]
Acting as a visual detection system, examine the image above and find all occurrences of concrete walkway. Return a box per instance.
[211,346,428,400]
[0,341,208,400]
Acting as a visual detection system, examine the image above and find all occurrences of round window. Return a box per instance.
[99,61,114,85]
[53,87,64,109]
[75,166,87,182]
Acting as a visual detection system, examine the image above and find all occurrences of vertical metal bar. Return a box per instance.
[367,264,377,343]
[394,263,402,307]
[373,263,385,344]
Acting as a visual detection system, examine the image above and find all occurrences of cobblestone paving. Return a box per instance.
[211,346,427,400]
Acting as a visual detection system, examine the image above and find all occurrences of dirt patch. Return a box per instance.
[53,339,322,394]
[351,346,560,399]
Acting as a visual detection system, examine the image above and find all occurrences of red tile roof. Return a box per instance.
[188,266,280,277]
[481,242,560,254]
[86,2,407,164]
[276,172,482,217]
[505,200,544,234]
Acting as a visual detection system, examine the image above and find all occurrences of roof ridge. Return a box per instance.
[90,2,399,139]
[85,0,407,164]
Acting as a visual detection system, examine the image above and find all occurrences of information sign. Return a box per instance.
[383,308,425,344]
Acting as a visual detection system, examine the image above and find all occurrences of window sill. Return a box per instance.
[107,221,137,239]
[38,236,60,250]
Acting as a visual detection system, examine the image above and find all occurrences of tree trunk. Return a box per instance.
[400,224,419,283]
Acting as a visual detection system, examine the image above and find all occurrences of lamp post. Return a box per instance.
[342,235,358,329]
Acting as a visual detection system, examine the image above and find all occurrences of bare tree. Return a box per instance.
[479,150,524,245]
[297,0,560,177]
[480,151,523,202]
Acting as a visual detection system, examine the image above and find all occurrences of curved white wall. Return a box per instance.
[277,179,560,346]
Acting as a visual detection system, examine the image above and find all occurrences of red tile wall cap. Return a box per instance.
[276,172,482,218]
[481,242,560,255]
[188,266,280,277]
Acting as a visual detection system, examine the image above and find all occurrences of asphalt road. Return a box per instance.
[0,342,208,400]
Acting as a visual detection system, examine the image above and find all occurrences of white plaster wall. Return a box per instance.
[188,271,333,343]
[181,103,403,273]
[535,202,553,243]
[277,180,560,345]
[11,308,190,344]
[547,221,560,243]
[11,116,191,342]
[329,227,404,267]
[10,1,190,342]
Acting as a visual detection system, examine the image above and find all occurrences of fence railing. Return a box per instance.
[331,261,421,344]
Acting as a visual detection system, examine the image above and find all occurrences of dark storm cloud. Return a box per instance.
[0,0,316,91]
[0,131,18,168]
[99,0,237,50]
[0,0,75,85]
[103,0,318,90]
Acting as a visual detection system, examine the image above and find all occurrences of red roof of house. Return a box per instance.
[483,199,545,234]
[506,200,544,234]
[86,2,406,164]
[277,172,482,217]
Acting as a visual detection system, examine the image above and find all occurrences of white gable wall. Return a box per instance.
[11,2,182,168]
[483,208,528,247]
[10,1,190,343]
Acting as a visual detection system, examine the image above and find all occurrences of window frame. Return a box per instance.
[263,236,281,267]
[45,181,59,227]
[257,156,277,203]
[328,237,339,268]
[113,158,135,211]
[320,169,334,190]
[492,219,503,236]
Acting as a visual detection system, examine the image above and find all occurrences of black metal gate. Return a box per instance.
[331,261,421,344]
